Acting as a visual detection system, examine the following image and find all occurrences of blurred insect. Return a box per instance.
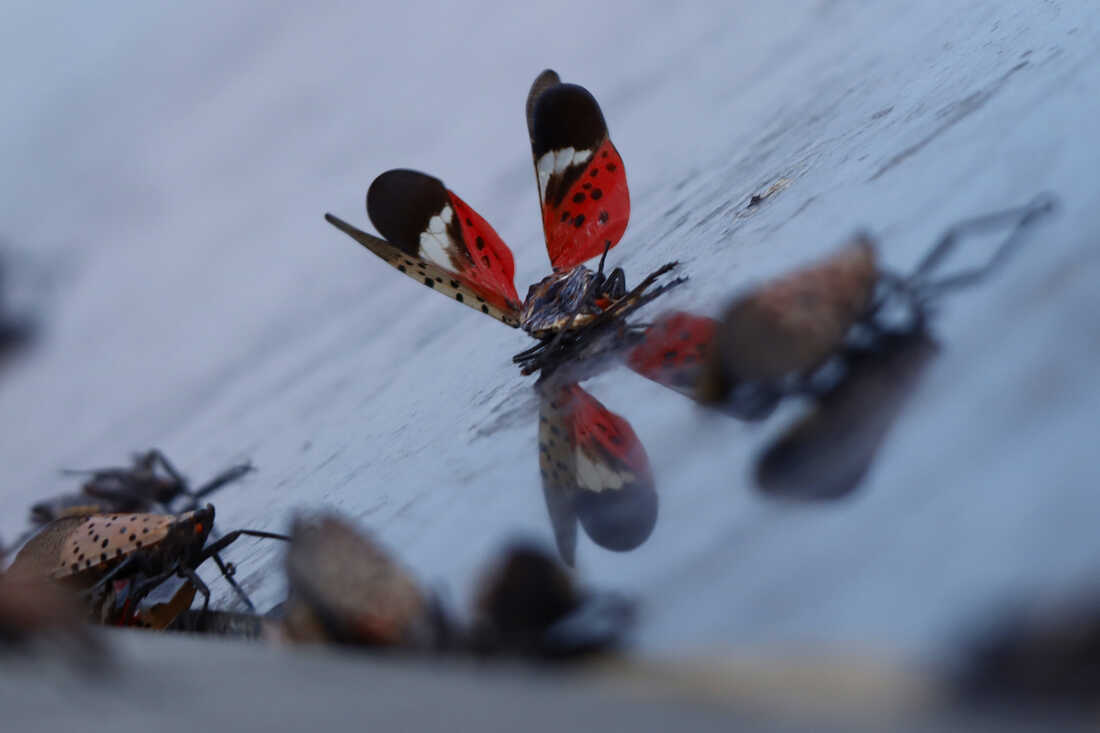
[754,328,939,499]
[0,540,93,651]
[623,196,1054,498]
[6,504,288,626]
[957,588,1100,709]
[29,449,253,525]
[471,542,634,659]
[537,379,656,566]
[694,194,1055,410]
[0,253,35,363]
[282,514,446,649]
[325,69,682,378]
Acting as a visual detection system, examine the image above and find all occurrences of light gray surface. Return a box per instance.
[0,631,1087,733]
[1,0,1098,665]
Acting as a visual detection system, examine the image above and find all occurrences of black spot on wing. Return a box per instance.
[367,169,450,256]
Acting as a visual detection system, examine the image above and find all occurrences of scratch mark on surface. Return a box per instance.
[869,61,1028,181]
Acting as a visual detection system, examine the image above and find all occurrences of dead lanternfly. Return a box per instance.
[691,194,1056,411]
[30,449,253,526]
[6,504,288,625]
[324,69,683,377]
[471,542,634,659]
[282,514,446,649]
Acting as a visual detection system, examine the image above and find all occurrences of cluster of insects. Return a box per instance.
[325,69,1055,563]
[1,65,1059,665]
[2,450,631,659]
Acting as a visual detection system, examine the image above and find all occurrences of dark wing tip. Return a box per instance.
[530,82,608,158]
[527,69,562,140]
[574,481,658,552]
[366,169,449,255]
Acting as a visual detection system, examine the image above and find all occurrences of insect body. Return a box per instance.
[325,69,682,376]
[679,195,1056,411]
[471,542,634,659]
[282,514,443,649]
[7,505,287,624]
[30,449,253,525]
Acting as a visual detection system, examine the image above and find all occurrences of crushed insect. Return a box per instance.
[30,449,253,525]
[325,69,683,379]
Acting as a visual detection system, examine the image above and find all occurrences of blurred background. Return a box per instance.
[1,0,1098,678]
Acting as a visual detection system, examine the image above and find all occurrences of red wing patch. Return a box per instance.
[527,73,630,272]
[567,385,652,489]
[442,190,521,306]
[626,311,717,395]
[544,383,657,554]
[325,169,523,327]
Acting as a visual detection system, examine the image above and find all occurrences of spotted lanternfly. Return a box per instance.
[30,449,253,525]
[325,69,683,377]
[471,542,634,659]
[537,380,656,566]
[282,514,445,649]
[695,195,1056,410]
[6,504,288,625]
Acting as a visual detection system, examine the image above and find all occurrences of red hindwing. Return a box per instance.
[527,71,631,272]
[442,189,521,307]
[627,311,717,394]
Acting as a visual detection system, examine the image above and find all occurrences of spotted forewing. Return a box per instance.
[325,169,522,327]
[527,70,630,272]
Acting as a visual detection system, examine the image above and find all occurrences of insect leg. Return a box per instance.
[209,552,255,612]
[79,553,157,607]
[604,268,627,300]
[191,462,254,501]
[146,449,187,486]
[198,528,291,562]
[121,567,183,618]
[909,194,1055,300]
[176,565,212,615]
[594,262,685,326]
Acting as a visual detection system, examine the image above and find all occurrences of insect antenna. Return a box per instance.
[209,552,255,612]
[143,449,185,486]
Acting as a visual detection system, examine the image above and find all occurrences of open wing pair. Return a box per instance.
[324,70,631,326]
